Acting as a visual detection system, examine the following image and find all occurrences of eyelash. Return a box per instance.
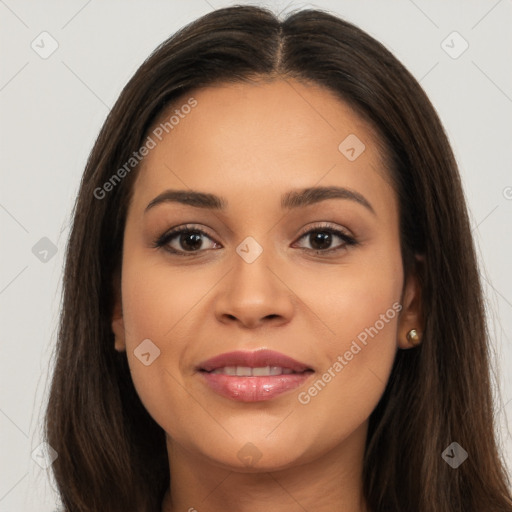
[152,223,358,258]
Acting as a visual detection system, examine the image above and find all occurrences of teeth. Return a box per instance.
[237,366,252,376]
[253,366,272,376]
[210,366,297,376]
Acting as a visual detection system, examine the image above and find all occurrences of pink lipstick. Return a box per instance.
[197,349,314,402]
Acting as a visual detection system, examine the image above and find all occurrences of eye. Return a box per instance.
[152,222,358,257]
[293,223,357,254]
[152,224,220,256]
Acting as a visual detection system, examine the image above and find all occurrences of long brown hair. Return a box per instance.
[44,5,512,511]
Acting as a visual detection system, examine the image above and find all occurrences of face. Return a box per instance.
[112,79,421,472]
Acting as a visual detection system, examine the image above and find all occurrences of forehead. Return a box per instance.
[131,79,394,214]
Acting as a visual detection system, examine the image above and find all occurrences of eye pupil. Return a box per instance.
[310,231,332,250]
[181,232,202,251]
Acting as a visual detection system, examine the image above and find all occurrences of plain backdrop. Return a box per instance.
[1,0,511,510]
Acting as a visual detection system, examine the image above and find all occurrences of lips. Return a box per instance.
[197,349,314,402]
[209,366,296,376]
[198,349,312,373]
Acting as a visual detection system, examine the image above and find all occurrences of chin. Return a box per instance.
[202,439,311,473]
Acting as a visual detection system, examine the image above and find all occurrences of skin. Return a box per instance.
[112,78,423,512]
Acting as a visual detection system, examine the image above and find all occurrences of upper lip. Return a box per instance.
[197,349,312,373]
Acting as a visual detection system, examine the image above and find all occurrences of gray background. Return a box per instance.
[1,0,511,509]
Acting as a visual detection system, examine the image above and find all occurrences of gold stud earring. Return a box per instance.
[406,329,421,347]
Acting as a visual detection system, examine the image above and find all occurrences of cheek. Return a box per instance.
[295,245,403,429]
[120,236,220,347]
[118,252,200,430]
[298,235,403,345]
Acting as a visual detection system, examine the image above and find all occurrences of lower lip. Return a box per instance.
[200,372,313,402]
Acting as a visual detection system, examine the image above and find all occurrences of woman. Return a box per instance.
[44,5,512,511]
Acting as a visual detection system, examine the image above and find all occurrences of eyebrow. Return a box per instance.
[144,186,376,215]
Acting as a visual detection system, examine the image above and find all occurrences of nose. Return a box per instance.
[213,247,295,330]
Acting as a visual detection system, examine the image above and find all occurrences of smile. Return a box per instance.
[197,350,315,402]
[207,366,300,376]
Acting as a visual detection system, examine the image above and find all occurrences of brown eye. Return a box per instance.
[153,225,220,256]
[294,225,357,254]
[175,231,204,251]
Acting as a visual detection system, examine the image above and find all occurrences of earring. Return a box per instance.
[406,329,421,347]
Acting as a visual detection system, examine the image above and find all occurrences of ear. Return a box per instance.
[397,254,425,350]
[111,270,126,352]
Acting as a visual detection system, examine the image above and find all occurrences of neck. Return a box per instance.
[161,422,369,512]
